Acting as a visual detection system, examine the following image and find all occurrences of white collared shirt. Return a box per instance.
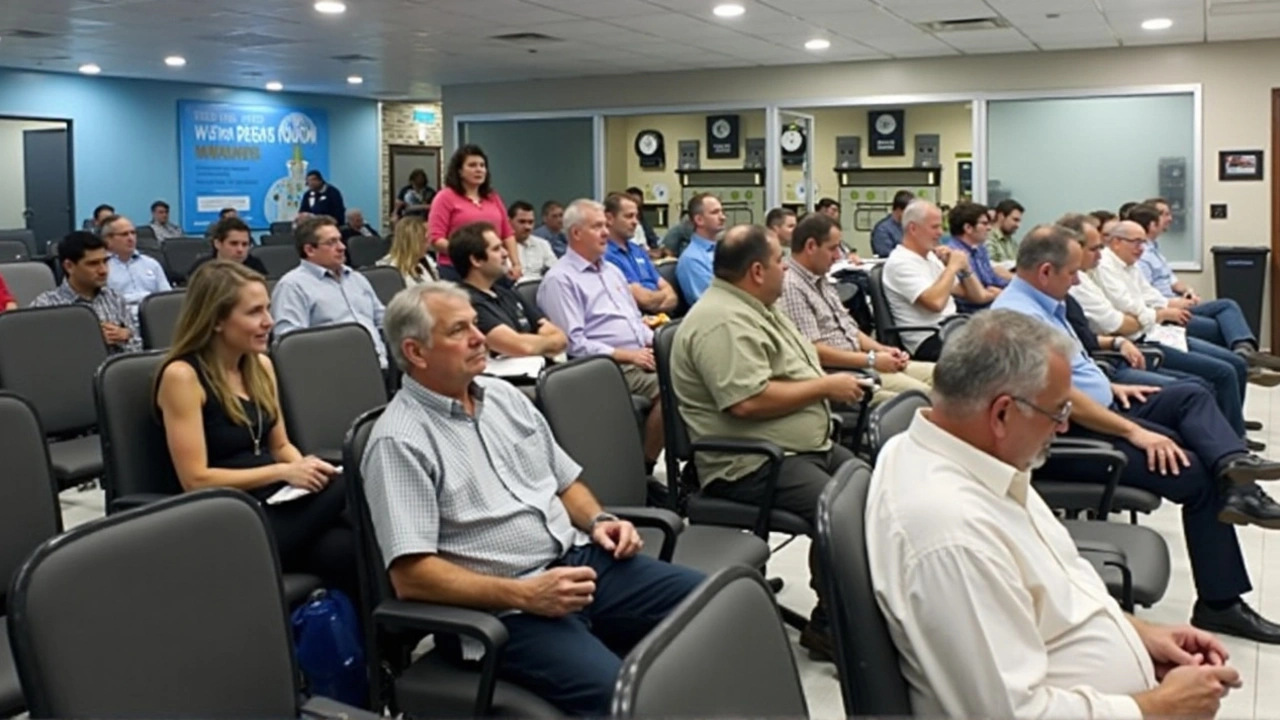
[1069,270,1126,336]
[1093,248,1168,335]
[866,410,1155,719]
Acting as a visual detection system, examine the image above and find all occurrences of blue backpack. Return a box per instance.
[291,589,368,709]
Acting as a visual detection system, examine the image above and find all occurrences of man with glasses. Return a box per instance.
[941,202,1005,312]
[994,224,1280,644]
[101,214,171,320]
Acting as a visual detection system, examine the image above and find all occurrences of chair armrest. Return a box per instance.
[883,323,942,336]
[373,600,509,718]
[690,437,785,539]
[1038,446,1128,517]
[1076,543,1134,612]
[608,505,682,562]
[301,695,384,720]
[109,492,175,514]
[315,448,344,466]
[1050,437,1114,450]
[1074,539,1127,564]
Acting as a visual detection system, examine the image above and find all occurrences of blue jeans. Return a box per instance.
[1157,339,1247,437]
[495,545,705,716]
[1187,298,1255,349]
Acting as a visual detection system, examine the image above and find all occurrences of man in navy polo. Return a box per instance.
[941,201,1005,312]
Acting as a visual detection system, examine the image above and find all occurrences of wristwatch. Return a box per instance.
[866,350,876,370]
[588,511,619,534]
[957,269,972,281]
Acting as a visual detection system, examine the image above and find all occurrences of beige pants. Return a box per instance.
[869,361,935,407]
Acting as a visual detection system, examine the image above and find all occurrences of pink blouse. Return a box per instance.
[427,187,514,267]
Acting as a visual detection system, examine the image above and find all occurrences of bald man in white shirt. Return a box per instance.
[867,309,1241,719]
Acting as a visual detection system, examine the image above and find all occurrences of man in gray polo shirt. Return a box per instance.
[360,281,704,717]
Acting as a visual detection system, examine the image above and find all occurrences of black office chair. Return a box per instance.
[0,393,64,718]
[537,356,770,573]
[611,566,807,719]
[138,289,186,350]
[654,260,688,317]
[814,461,912,717]
[865,389,931,462]
[0,228,38,259]
[262,233,295,247]
[93,351,322,605]
[251,245,301,279]
[514,278,541,314]
[360,266,406,306]
[0,262,55,306]
[161,238,210,284]
[135,225,158,245]
[273,323,387,465]
[343,409,561,718]
[346,235,388,269]
[270,221,294,236]
[865,263,966,350]
[0,305,106,489]
[0,239,30,263]
[7,490,375,720]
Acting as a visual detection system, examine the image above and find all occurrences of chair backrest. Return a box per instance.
[515,278,541,314]
[359,265,406,306]
[261,233,295,247]
[94,351,183,506]
[346,235,388,269]
[537,357,647,506]
[343,407,397,621]
[0,305,107,434]
[0,228,38,258]
[138,289,186,350]
[0,261,55,306]
[816,460,913,717]
[136,234,161,252]
[161,238,210,282]
[866,264,899,347]
[0,393,62,610]
[250,245,300,280]
[653,320,693,469]
[135,225,157,242]
[0,239,31,263]
[612,566,807,719]
[273,323,387,458]
[656,261,689,317]
[938,313,971,346]
[270,221,293,235]
[866,389,931,460]
[8,490,301,719]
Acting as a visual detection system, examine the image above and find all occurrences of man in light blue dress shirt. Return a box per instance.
[271,216,387,368]
[533,200,569,257]
[102,215,171,319]
[674,192,726,305]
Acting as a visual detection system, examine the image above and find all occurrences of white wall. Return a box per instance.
[0,119,65,228]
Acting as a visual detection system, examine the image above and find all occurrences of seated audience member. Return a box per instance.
[508,200,557,280]
[1065,214,1253,439]
[271,216,387,368]
[538,199,665,471]
[674,192,726,304]
[292,211,312,229]
[625,187,660,249]
[154,260,355,600]
[1118,200,1139,220]
[102,214,171,316]
[882,200,989,361]
[660,213,695,258]
[868,308,1246,717]
[361,282,703,716]
[994,225,1280,642]
[815,197,840,221]
[672,223,865,660]
[984,198,1024,268]
[533,200,568,258]
[377,215,438,286]
[870,190,913,257]
[781,214,933,405]
[1090,208,1118,229]
[32,231,140,353]
[941,202,1005,312]
[207,207,239,238]
[91,203,115,232]
[342,208,380,239]
[765,207,797,248]
[394,168,434,220]
[602,192,677,315]
[452,222,566,359]
[149,200,183,242]
[1131,201,1280,369]
[0,273,16,310]
[192,218,269,276]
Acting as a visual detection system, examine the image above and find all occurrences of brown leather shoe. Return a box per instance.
[1247,368,1280,388]
[1241,349,1280,372]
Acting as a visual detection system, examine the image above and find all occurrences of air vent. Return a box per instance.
[0,29,57,39]
[332,53,376,63]
[197,32,295,47]
[489,32,562,44]
[919,17,1012,32]
[1210,0,1280,15]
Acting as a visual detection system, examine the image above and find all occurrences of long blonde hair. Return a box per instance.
[389,216,435,281]
[156,260,280,427]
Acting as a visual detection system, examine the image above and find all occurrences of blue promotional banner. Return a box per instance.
[177,101,329,232]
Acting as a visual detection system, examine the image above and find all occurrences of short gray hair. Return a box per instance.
[933,310,1076,417]
[902,199,936,228]
[383,281,471,372]
[562,198,603,232]
[1015,224,1074,272]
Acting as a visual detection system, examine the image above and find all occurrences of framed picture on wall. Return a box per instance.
[1219,150,1264,181]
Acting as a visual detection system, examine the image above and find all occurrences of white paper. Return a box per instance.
[265,486,313,505]
[484,355,546,379]
[1146,324,1189,353]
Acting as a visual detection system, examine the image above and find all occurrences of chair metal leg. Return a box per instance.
[779,605,809,631]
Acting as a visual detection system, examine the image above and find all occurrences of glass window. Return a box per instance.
[460,118,595,214]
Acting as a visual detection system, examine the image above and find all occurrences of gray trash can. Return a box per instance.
[1211,246,1269,338]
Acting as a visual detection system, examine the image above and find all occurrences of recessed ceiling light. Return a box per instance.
[1141,17,1173,31]
[712,3,744,18]
[164,55,186,67]
[804,38,831,51]
[347,75,363,84]
[265,81,283,91]
[314,0,346,14]
[78,63,101,75]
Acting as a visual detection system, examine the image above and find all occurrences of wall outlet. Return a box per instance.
[1210,203,1228,219]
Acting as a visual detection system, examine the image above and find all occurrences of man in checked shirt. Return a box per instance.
[360,281,704,717]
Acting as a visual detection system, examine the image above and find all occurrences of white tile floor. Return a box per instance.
[52,385,1280,719]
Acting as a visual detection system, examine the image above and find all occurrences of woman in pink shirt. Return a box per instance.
[428,144,520,282]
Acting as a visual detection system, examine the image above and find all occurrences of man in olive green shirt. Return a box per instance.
[985,199,1024,280]
[670,223,867,662]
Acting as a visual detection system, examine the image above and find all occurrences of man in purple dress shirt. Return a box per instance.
[538,199,666,471]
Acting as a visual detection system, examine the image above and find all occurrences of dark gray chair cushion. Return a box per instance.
[1065,520,1171,608]
[359,266,406,306]
[395,654,560,720]
[0,625,22,716]
[138,290,186,350]
[250,245,301,280]
[0,305,106,435]
[685,496,813,536]
[1034,480,1163,516]
[643,525,769,575]
[47,434,103,485]
[0,262,55,306]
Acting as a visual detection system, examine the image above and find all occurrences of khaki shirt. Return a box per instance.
[986,227,1018,263]
[671,279,832,483]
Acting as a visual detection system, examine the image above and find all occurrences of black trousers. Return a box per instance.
[262,473,359,603]
[1059,382,1250,602]
[913,333,944,362]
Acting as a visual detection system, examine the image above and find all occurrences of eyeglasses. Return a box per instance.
[1012,396,1072,424]
[1112,236,1145,245]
